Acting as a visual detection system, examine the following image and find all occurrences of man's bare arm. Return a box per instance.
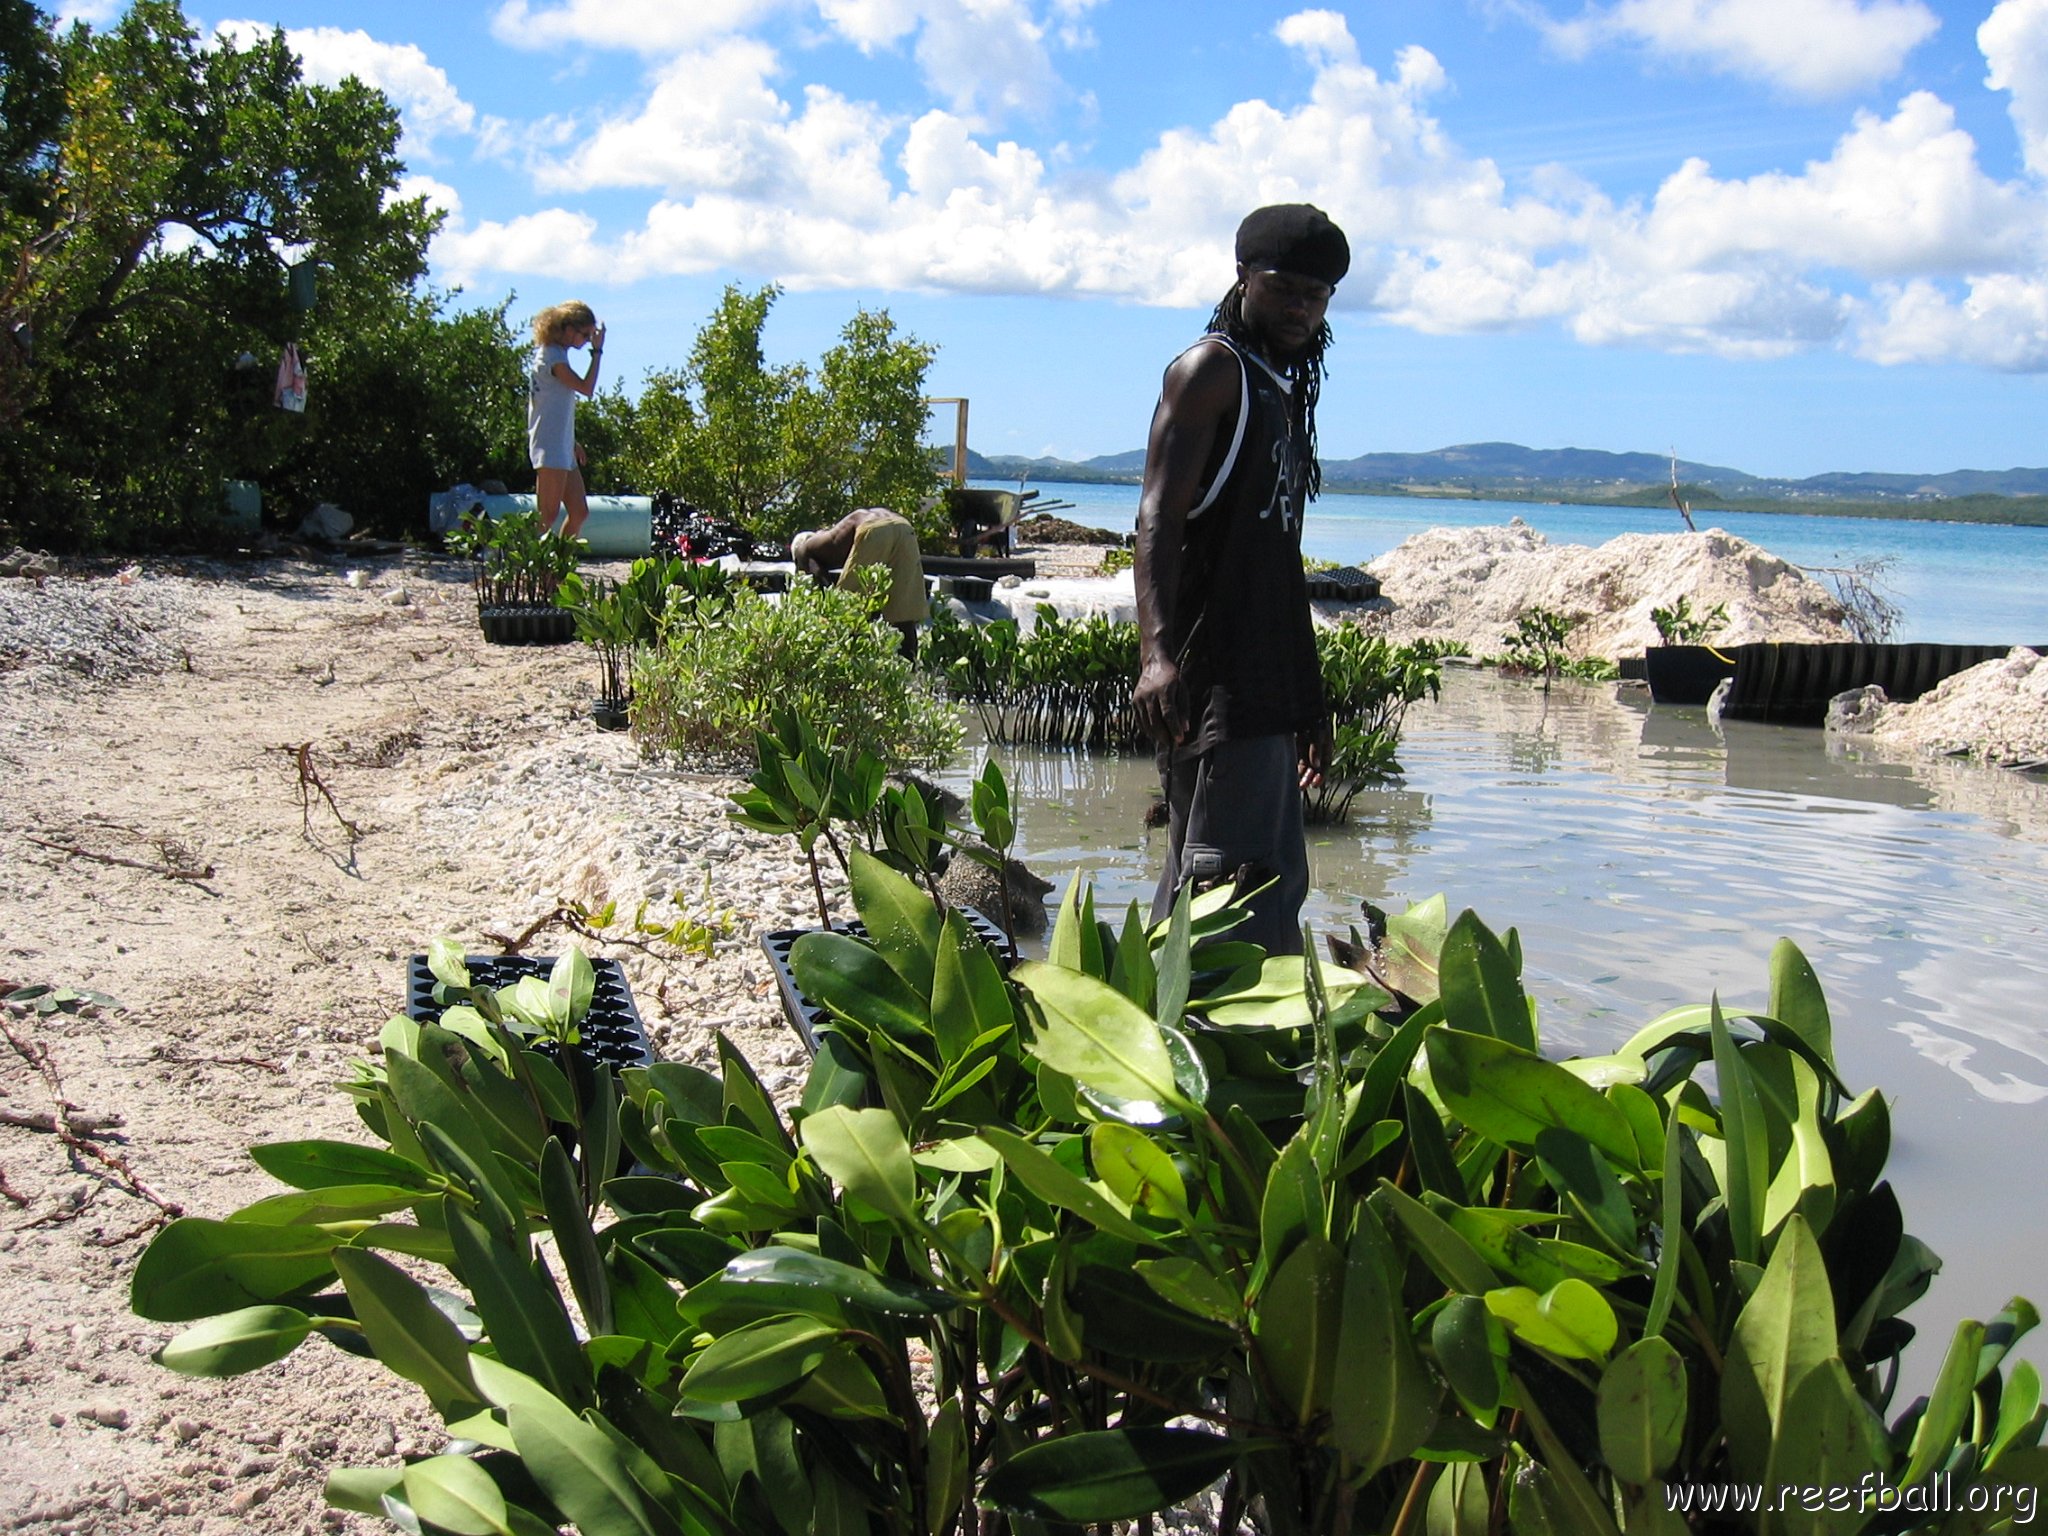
[1133,340,1239,747]
[799,510,866,575]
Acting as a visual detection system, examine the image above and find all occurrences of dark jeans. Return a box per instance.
[1150,734,1308,956]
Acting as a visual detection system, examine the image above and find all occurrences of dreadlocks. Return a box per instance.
[1206,280,1334,499]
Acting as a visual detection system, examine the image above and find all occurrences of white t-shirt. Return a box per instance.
[527,344,577,469]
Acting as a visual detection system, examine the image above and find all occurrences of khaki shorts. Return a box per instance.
[841,517,930,624]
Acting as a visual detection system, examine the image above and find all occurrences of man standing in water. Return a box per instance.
[1132,204,1348,956]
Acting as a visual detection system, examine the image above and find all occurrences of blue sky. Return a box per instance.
[79,0,2048,476]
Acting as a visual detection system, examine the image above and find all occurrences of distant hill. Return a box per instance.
[971,449,1141,484]
[965,440,2048,516]
[1322,442,1757,493]
[1790,467,2048,497]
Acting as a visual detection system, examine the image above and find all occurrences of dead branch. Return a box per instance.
[1668,451,1697,533]
[0,1018,182,1226]
[24,834,215,884]
[148,1046,284,1074]
[483,904,595,956]
[295,929,338,966]
[482,905,686,965]
[0,1166,30,1207]
[1804,558,1903,644]
[273,740,365,871]
[90,1213,171,1248]
[0,1104,127,1135]
[25,1184,100,1228]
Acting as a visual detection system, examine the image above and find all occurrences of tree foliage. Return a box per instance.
[0,0,526,547]
[631,568,960,771]
[620,283,943,548]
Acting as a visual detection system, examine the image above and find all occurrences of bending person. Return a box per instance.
[791,508,931,659]
[528,301,605,540]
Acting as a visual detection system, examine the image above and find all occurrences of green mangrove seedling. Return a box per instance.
[128,888,2048,1536]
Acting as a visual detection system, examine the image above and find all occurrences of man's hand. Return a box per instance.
[1134,655,1188,747]
[1297,719,1332,789]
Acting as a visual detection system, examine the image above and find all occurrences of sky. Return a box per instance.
[64,0,2048,477]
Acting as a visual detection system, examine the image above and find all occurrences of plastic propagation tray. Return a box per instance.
[405,953,656,1073]
[477,605,576,646]
[759,907,1014,1055]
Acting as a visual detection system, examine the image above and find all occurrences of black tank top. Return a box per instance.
[1168,332,1324,757]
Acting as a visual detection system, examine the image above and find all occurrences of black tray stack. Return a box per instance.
[404,953,655,1073]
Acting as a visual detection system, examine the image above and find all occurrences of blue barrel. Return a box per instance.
[479,494,652,559]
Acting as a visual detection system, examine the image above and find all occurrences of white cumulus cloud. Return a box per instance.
[541,38,897,223]
[1857,274,2048,368]
[394,174,463,218]
[489,0,782,55]
[215,21,478,152]
[813,0,1099,124]
[1982,0,2048,178]
[1531,0,1939,96]
[433,208,612,287]
[442,5,2048,372]
[1626,93,2032,278]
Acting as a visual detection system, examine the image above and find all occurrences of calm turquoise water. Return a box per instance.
[986,479,2047,645]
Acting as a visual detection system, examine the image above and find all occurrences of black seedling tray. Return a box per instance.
[477,606,576,646]
[759,907,1013,1055]
[405,953,655,1073]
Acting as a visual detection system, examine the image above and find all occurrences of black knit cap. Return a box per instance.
[1235,203,1349,287]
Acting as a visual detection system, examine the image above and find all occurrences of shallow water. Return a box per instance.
[944,669,2048,1383]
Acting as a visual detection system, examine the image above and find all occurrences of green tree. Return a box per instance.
[272,290,530,528]
[0,1,61,222]
[623,283,942,549]
[818,305,941,524]
[572,385,641,495]
[0,0,518,547]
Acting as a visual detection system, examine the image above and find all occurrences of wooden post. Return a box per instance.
[926,396,970,487]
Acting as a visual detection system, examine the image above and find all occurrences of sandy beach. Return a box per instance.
[0,549,837,1534]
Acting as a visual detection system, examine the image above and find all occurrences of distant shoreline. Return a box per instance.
[984,473,2048,529]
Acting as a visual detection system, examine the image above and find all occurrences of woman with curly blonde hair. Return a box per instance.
[528,300,606,540]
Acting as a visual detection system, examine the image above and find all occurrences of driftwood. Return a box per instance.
[273,740,364,871]
[24,834,214,884]
[1,1018,181,1229]
[0,1104,127,1136]
[1668,452,1697,533]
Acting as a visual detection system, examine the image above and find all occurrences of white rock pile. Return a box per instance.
[1855,647,2048,768]
[1358,521,1851,658]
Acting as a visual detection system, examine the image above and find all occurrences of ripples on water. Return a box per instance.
[951,668,2048,1373]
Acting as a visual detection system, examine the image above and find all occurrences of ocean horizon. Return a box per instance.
[980,478,2048,647]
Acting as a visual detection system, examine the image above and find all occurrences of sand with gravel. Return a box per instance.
[0,551,833,1535]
